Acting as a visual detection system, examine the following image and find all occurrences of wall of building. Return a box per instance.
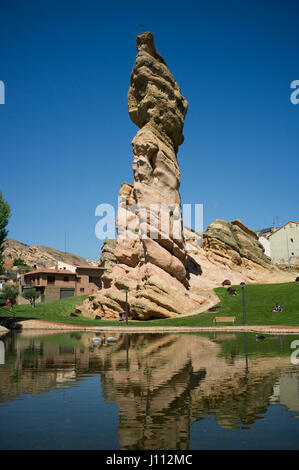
[258,236,271,257]
[23,273,76,289]
[49,261,77,273]
[269,222,299,265]
[21,266,103,302]
[75,268,101,295]
[44,286,62,302]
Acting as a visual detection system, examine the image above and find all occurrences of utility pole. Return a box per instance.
[240,282,246,325]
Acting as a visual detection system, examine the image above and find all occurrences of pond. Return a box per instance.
[1,330,299,450]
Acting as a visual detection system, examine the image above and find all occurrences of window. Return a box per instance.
[292,252,294,256]
[47,276,55,285]
[291,238,294,243]
[80,288,84,292]
[63,276,69,282]
[89,276,93,283]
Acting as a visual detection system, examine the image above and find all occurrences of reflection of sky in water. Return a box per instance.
[190,405,299,450]
[0,331,299,450]
[0,375,119,450]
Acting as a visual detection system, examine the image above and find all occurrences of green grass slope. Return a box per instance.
[1,282,298,327]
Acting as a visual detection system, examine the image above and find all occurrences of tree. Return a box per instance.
[13,257,26,266]
[0,192,11,275]
[1,283,19,310]
[21,288,40,308]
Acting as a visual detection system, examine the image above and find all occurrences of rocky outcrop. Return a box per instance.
[127,31,188,152]
[99,240,118,269]
[80,214,295,321]
[78,32,206,321]
[184,220,295,288]
[3,238,96,269]
[203,219,271,270]
[99,239,118,289]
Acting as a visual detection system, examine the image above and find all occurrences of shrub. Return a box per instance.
[1,283,19,308]
[22,288,40,307]
[13,258,26,266]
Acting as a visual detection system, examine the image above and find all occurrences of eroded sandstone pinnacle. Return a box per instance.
[78,32,205,320]
[128,31,188,152]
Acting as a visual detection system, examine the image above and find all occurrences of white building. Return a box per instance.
[269,221,299,265]
[258,235,271,257]
[258,221,299,266]
[48,261,77,273]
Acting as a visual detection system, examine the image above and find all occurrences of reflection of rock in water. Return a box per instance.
[93,334,293,448]
[98,334,210,449]
[0,332,298,449]
[191,368,279,429]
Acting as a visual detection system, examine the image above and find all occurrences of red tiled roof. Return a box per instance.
[24,268,76,276]
[269,221,299,237]
[75,265,105,270]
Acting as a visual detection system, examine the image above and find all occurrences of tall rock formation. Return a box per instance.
[78,32,206,320]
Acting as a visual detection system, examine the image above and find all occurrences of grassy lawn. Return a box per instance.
[139,282,299,327]
[1,282,299,327]
[0,295,102,326]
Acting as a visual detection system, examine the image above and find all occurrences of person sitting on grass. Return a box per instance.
[272,303,283,313]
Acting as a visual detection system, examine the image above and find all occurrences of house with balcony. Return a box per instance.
[21,264,105,302]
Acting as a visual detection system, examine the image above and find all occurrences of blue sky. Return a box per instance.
[0,0,298,259]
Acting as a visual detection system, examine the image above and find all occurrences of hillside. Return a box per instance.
[3,238,98,269]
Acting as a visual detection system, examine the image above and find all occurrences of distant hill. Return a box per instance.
[3,238,98,269]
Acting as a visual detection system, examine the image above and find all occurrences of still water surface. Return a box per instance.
[1,330,299,449]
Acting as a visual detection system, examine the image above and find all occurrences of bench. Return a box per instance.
[213,316,236,325]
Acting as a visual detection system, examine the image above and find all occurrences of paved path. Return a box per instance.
[17,319,299,334]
